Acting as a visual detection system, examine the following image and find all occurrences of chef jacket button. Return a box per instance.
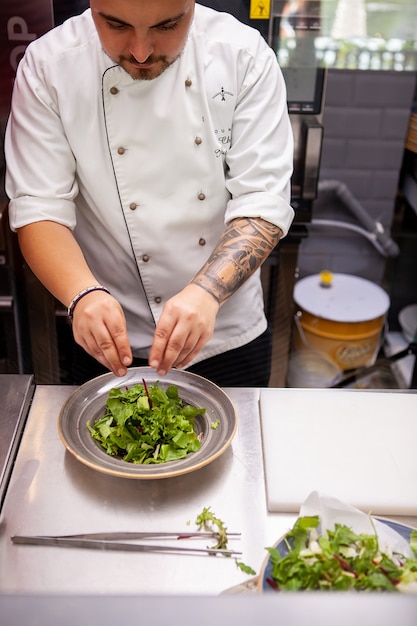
[142,254,149,262]
[110,86,119,95]
[194,136,202,145]
[154,296,162,304]
[198,192,206,201]
[129,202,137,210]
[185,78,192,87]
[117,147,126,155]
[199,238,206,246]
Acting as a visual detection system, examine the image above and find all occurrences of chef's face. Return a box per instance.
[90,0,195,80]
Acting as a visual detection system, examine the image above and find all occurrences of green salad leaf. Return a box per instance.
[195,506,229,551]
[266,516,417,592]
[87,381,205,464]
[236,560,257,575]
[195,506,256,575]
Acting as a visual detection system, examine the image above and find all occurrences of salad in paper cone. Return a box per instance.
[260,492,417,592]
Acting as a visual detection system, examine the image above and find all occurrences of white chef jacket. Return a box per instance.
[5,4,294,364]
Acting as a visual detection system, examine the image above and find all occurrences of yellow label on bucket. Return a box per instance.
[336,342,376,369]
[293,309,384,370]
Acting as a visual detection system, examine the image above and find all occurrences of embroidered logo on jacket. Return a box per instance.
[212,87,234,101]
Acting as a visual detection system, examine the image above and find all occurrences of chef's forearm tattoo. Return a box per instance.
[191,217,283,304]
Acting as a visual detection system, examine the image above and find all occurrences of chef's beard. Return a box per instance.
[119,53,179,81]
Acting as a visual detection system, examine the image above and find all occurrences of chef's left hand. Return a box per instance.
[149,284,219,376]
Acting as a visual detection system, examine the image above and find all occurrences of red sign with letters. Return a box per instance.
[0,0,54,116]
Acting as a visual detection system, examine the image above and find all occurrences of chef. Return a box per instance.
[5,0,294,386]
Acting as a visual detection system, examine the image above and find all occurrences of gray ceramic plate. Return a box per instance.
[58,367,237,479]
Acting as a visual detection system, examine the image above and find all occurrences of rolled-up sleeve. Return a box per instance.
[5,48,78,232]
[224,44,294,235]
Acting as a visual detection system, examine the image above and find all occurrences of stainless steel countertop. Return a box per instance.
[0,385,297,595]
[1,384,416,596]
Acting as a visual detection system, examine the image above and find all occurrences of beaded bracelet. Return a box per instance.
[67,285,111,320]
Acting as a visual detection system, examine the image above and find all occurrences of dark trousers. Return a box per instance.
[70,326,272,387]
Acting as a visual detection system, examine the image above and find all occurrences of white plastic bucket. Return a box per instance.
[291,272,390,375]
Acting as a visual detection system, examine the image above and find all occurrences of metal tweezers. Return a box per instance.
[11,531,242,556]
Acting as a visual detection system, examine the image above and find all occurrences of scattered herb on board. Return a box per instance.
[265,515,417,592]
[195,507,256,575]
[87,381,205,464]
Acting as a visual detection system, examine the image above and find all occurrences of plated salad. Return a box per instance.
[87,380,205,464]
[265,516,417,592]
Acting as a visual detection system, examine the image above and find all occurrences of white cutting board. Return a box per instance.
[260,388,417,515]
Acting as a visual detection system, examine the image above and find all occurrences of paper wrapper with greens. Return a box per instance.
[265,491,417,592]
[300,491,414,559]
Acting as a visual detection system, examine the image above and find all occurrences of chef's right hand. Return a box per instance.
[71,290,133,377]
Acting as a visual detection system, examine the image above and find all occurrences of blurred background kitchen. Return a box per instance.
[1,0,416,389]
